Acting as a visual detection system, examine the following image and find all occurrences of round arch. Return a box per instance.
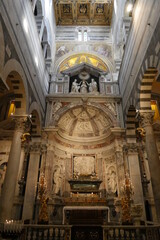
[2,59,29,114]
[29,101,42,135]
[50,101,118,128]
[124,50,160,120]
[43,18,52,46]
[138,67,158,111]
[125,105,137,139]
[53,51,115,75]
[34,0,44,17]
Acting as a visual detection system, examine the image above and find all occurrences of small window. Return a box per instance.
[77,28,88,41]
[78,30,82,41]
[84,30,88,42]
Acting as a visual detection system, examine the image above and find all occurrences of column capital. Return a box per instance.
[123,143,138,154]
[12,115,31,132]
[29,142,42,154]
[41,144,47,153]
[29,142,47,154]
[139,111,154,128]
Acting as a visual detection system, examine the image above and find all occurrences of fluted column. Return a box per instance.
[140,111,160,221]
[0,116,29,221]
[22,142,42,221]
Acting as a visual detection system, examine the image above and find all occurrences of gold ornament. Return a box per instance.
[38,173,49,224]
[121,173,134,224]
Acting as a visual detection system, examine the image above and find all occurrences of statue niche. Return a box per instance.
[52,165,63,196]
[70,71,99,94]
[107,166,117,196]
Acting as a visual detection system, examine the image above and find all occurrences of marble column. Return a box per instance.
[0,116,28,221]
[22,142,41,221]
[15,146,25,197]
[140,111,160,221]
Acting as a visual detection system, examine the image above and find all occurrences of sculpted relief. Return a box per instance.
[70,78,98,94]
[73,155,96,178]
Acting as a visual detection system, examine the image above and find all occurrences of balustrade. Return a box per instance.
[0,223,160,240]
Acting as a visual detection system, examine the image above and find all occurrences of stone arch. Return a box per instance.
[124,51,160,120]
[43,18,52,46]
[42,26,48,42]
[125,105,137,139]
[138,67,158,111]
[34,0,44,17]
[41,25,52,69]
[29,102,42,136]
[2,59,29,115]
[0,22,5,73]
[50,101,118,128]
[54,51,115,75]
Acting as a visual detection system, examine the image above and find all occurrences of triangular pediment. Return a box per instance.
[61,62,106,77]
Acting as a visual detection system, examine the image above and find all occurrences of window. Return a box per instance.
[77,28,88,42]
[78,30,82,41]
[84,30,88,42]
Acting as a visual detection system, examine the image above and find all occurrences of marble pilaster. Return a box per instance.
[0,116,29,221]
[140,111,160,221]
[111,128,126,196]
[124,143,145,220]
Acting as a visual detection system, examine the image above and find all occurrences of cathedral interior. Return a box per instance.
[0,0,160,239]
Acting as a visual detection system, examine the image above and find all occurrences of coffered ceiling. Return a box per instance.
[53,0,114,26]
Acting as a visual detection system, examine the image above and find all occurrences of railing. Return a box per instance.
[0,224,72,240]
[24,225,71,240]
[0,223,160,240]
[103,225,160,240]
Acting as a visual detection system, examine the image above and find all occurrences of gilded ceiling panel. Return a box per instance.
[54,0,113,26]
